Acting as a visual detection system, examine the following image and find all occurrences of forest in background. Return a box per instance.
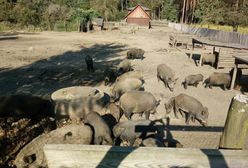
[0,0,248,32]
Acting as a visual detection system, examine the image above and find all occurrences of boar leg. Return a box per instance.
[174,105,180,119]
[191,115,196,123]
[185,113,192,125]
[194,83,199,87]
[124,111,132,120]
[139,112,143,117]
[179,109,185,118]
[145,111,150,120]
[222,85,227,91]
[129,138,136,146]
[94,136,103,145]
[184,82,188,89]
[157,75,161,82]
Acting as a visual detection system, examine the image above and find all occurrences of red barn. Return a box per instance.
[125,5,151,28]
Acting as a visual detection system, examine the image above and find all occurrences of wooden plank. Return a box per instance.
[230,64,238,89]
[44,144,248,168]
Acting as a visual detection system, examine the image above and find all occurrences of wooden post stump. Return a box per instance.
[219,94,248,149]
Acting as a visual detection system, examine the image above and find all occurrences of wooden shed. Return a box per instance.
[92,18,104,31]
[125,5,151,28]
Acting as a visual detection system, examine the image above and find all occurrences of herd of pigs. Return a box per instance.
[72,48,234,146]
[0,48,237,163]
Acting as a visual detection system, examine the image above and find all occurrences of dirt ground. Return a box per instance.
[0,27,244,148]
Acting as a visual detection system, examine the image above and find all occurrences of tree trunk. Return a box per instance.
[64,21,67,32]
[181,0,187,24]
[121,0,124,12]
[219,94,248,149]
[233,24,238,32]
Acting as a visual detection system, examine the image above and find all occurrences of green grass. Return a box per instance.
[191,24,248,34]
[0,21,79,33]
[54,21,78,32]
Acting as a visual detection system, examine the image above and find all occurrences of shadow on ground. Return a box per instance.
[0,43,126,97]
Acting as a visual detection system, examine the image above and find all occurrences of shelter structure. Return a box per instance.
[125,5,151,28]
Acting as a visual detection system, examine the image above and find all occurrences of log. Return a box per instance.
[44,144,248,168]
[219,94,248,149]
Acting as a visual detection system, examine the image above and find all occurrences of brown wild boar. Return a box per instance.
[84,111,112,145]
[112,78,143,101]
[157,64,178,92]
[119,91,160,120]
[182,74,204,89]
[165,93,208,126]
[204,72,231,90]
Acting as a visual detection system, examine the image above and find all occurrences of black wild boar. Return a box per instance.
[182,74,204,89]
[165,93,208,126]
[204,72,231,90]
[157,64,178,92]
[0,95,54,121]
[84,111,112,145]
[85,55,94,72]
[113,120,155,146]
[104,68,118,86]
[119,91,160,120]
[126,48,145,60]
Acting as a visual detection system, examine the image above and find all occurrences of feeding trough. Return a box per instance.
[51,86,110,120]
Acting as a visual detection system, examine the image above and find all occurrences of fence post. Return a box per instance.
[219,94,248,149]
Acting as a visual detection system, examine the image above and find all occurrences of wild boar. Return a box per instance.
[117,59,132,74]
[84,111,112,145]
[113,120,155,146]
[182,74,204,89]
[54,89,109,121]
[104,68,118,86]
[85,55,94,72]
[116,71,143,82]
[165,93,208,126]
[119,91,160,120]
[201,53,216,67]
[112,78,143,101]
[107,103,122,122]
[0,95,54,122]
[204,72,231,90]
[126,48,145,60]
[140,137,165,147]
[157,64,178,92]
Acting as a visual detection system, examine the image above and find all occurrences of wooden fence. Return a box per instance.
[168,22,248,48]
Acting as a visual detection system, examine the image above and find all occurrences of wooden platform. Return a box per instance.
[44,144,248,168]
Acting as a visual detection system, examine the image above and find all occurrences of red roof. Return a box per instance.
[124,5,151,19]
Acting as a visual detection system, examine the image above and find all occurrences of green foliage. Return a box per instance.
[0,0,247,32]
[162,0,180,22]
[72,8,99,24]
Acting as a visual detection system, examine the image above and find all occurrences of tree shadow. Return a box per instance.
[0,43,126,97]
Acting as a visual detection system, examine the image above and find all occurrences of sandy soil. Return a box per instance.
[0,27,243,148]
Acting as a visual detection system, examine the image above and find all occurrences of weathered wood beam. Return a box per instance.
[44,144,248,168]
[220,94,248,149]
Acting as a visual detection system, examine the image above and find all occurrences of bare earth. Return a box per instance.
[0,27,241,148]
